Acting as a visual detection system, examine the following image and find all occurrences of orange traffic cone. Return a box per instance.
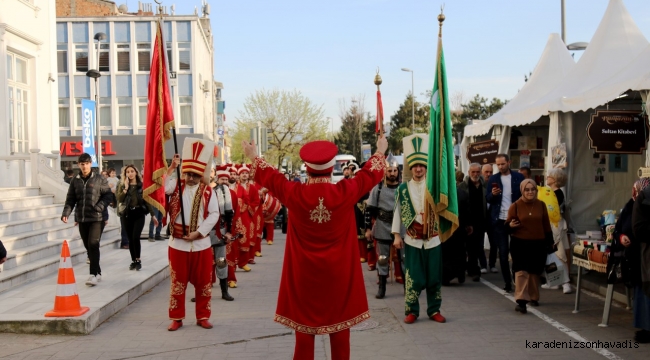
[45,240,89,317]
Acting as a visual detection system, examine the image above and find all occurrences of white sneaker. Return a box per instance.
[541,283,559,290]
[562,283,573,294]
[96,274,102,282]
[490,267,498,273]
[480,268,488,274]
[86,275,98,286]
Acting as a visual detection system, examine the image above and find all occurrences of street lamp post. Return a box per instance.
[351,99,362,160]
[86,32,107,172]
[401,68,414,132]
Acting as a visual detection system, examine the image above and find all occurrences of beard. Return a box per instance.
[386,175,398,183]
[228,178,236,184]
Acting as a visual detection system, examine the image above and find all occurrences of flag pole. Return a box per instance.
[374,69,384,136]
[171,127,187,235]
[156,0,186,235]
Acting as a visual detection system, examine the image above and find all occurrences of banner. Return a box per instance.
[81,99,98,167]
[587,110,649,154]
[466,140,499,165]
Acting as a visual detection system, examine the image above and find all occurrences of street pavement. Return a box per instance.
[0,230,648,360]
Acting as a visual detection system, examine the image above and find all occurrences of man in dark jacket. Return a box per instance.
[61,153,112,287]
[459,163,488,281]
[486,154,525,292]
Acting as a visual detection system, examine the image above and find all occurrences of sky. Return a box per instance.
[169,0,650,133]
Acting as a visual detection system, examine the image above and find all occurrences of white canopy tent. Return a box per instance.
[460,33,575,173]
[460,0,650,232]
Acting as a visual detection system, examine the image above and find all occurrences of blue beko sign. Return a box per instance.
[81,99,99,167]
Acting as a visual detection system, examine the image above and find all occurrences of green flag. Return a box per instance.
[426,31,459,242]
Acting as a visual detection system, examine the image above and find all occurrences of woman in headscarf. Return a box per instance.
[540,168,573,294]
[626,177,650,343]
[505,179,554,314]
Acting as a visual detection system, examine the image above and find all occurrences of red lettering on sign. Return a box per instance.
[60,141,117,156]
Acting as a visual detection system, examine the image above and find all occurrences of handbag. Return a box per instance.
[545,253,565,287]
[117,193,131,217]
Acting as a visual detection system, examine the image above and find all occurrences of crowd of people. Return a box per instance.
[56,133,650,359]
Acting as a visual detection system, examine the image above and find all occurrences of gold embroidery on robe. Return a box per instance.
[310,197,332,224]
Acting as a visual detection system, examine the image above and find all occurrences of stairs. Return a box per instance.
[0,186,172,335]
[0,187,121,293]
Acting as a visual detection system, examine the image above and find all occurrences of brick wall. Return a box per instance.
[56,0,118,17]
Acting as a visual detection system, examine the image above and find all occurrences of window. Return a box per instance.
[118,106,132,127]
[97,43,109,72]
[178,42,190,71]
[167,43,173,71]
[180,104,192,126]
[57,45,68,73]
[138,101,148,126]
[99,101,111,127]
[117,44,130,71]
[177,22,191,42]
[75,44,89,72]
[59,99,70,128]
[179,96,192,126]
[72,22,88,43]
[7,52,30,153]
[57,24,68,73]
[137,44,150,71]
[135,22,151,42]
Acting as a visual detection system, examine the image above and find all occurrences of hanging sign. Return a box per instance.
[587,110,649,154]
[81,99,99,167]
[466,139,499,164]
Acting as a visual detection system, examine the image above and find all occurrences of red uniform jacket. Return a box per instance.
[251,153,386,334]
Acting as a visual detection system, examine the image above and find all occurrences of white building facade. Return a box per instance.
[56,10,216,171]
[0,0,60,187]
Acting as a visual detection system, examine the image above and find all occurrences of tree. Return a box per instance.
[387,127,412,155]
[389,92,429,133]
[334,96,367,160]
[231,89,328,168]
[458,94,507,124]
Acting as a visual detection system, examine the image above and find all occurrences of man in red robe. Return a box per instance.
[234,164,258,271]
[164,138,219,331]
[262,188,282,245]
[243,135,388,360]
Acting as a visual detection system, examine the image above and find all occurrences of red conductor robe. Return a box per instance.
[250,153,386,334]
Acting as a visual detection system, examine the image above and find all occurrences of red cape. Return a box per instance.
[251,154,386,334]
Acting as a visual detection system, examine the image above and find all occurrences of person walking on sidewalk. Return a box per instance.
[459,163,488,282]
[243,135,387,360]
[541,168,573,294]
[366,155,401,298]
[505,179,554,314]
[392,134,446,325]
[165,138,220,332]
[116,165,158,271]
[486,154,525,292]
[61,153,113,287]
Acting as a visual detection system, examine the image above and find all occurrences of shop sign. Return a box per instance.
[587,110,649,154]
[60,140,117,157]
[466,140,499,164]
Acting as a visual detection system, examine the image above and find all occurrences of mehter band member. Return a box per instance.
[165,138,220,331]
[242,136,388,360]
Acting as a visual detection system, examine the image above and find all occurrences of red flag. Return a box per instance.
[143,21,175,216]
[376,90,384,134]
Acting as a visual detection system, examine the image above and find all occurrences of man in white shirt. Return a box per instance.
[164,138,220,331]
[486,154,524,292]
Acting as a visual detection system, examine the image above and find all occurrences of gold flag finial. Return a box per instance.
[374,67,382,87]
[438,5,445,38]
